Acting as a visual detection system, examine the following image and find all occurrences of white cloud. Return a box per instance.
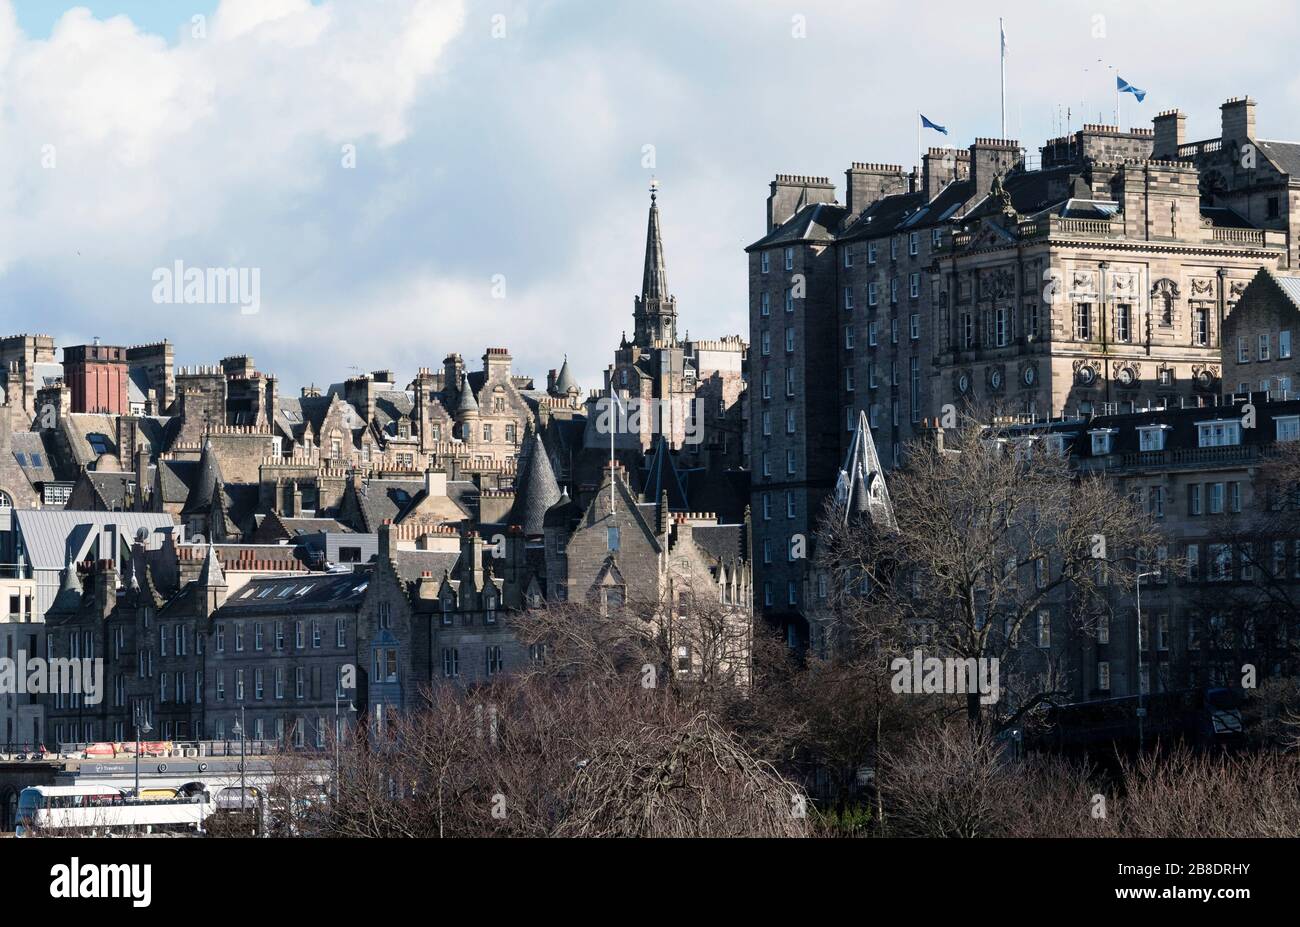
[0,0,1298,397]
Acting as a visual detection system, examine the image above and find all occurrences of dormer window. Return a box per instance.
[1089,429,1117,456]
[1138,425,1171,452]
[1197,420,1242,448]
[484,593,497,623]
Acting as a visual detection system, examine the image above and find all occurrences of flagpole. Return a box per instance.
[999,17,1006,139]
[916,111,921,188]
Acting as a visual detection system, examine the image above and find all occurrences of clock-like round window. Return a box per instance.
[990,369,1003,391]
[1023,366,1035,386]
[1118,368,1135,387]
[958,373,971,394]
[1078,366,1096,386]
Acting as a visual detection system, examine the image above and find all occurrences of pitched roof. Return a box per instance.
[553,357,579,394]
[643,436,689,511]
[747,201,850,250]
[454,373,478,414]
[181,441,223,515]
[1256,139,1300,178]
[510,427,562,535]
[198,540,226,587]
[835,410,895,528]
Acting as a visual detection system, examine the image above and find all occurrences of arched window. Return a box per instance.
[0,490,12,508]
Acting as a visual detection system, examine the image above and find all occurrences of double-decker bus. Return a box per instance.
[14,784,213,837]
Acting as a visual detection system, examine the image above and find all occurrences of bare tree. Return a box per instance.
[817,415,1166,726]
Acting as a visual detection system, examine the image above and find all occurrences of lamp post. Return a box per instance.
[132,705,152,799]
[1135,569,1161,753]
[231,706,247,814]
[334,694,356,802]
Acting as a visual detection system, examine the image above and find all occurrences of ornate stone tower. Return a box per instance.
[633,181,677,347]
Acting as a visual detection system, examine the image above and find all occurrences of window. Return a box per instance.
[1149,486,1165,518]
[295,621,305,648]
[908,231,918,255]
[160,626,167,657]
[785,327,795,352]
[1228,481,1242,513]
[216,673,226,701]
[760,251,769,274]
[485,593,497,623]
[235,669,245,701]
[1089,430,1115,455]
[1138,426,1168,451]
[784,247,794,271]
[890,278,898,304]
[1116,303,1132,342]
[868,321,877,346]
[254,623,263,651]
[1186,543,1200,581]
[761,370,771,399]
[910,358,920,421]
[1188,484,1203,517]
[932,228,942,247]
[1097,662,1110,691]
[275,622,284,651]
[843,248,853,268]
[844,367,855,392]
[336,617,347,647]
[845,326,855,350]
[275,667,285,699]
[1259,334,1271,361]
[1036,611,1050,649]
[760,331,770,356]
[486,646,503,677]
[787,581,798,606]
[1277,416,1300,442]
[296,667,304,699]
[1209,482,1225,514]
[312,621,322,648]
[786,408,796,433]
[1197,420,1242,448]
[1281,330,1292,359]
[234,623,244,652]
[1193,306,1209,346]
[786,449,796,475]
[868,282,878,306]
[1208,544,1232,582]
[255,668,264,700]
[761,494,771,520]
[786,368,796,396]
[891,319,899,344]
[1238,336,1250,363]
[1075,303,1092,340]
[890,237,898,260]
[909,272,920,299]
[787,491,796,518]
[843,287,854,310]
[995,306,1009,346]
[868,242,877,264]
[1097,614,1109,644]
[909,313,920,340]
[784,289,794,312]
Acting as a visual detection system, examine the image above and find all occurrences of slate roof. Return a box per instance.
[553,358,578,394]
[747,201,850,250]
[216,571,373,615]
[157,459,199,504]
[691,524,744,566]
[390,550,461,585]
[510,428,562,535]
[181,442,223,515]
[1256,140,1300,178]
[10,431,56,483]
[642,436,689,511]
[454,373,478,414]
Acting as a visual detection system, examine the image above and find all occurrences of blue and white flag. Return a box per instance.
[920,114,948,135]
[1117,76,1146,102]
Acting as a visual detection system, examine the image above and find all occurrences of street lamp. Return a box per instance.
[334,694,356,801]
[231,706,247,814]
[1135,568,1162,752]
[132,705,152,799]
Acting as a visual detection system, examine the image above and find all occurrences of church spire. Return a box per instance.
[633,179,677,347]
[642,178,668,303]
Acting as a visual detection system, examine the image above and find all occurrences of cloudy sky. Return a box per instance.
[3,0,1299,395]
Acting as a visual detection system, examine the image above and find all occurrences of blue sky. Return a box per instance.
[1,0,1298,395]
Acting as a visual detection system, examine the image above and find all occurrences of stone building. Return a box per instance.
[594,188,748,478]
[749,96,1297,637]
[1222,266,1300,396]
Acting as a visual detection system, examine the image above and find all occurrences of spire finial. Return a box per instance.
[649,175,659,202]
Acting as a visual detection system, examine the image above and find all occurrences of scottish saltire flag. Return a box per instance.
[1117,76,1146,102]
[921,114,948,135]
